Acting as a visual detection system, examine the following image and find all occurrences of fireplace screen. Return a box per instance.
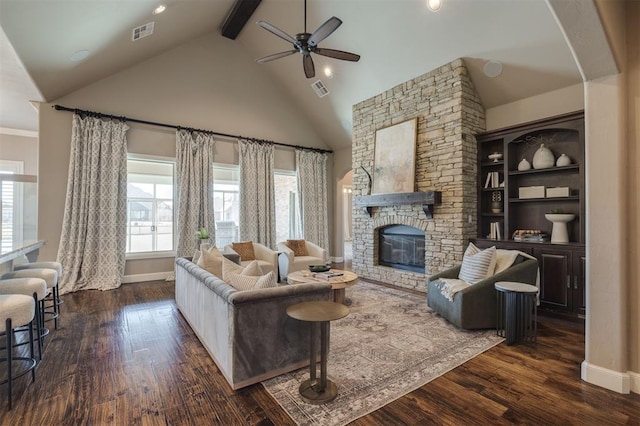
[378,225,425,273]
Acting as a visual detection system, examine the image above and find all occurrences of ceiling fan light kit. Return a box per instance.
[256,0,360,78]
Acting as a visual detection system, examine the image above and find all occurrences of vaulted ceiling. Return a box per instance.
[0,0,582,150]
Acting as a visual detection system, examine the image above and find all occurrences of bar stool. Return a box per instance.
[2,269,59,330]
[0,278,48,360]
[13,261,64,309]
[0,294,37,410]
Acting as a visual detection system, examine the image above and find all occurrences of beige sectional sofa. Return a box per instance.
[174,257,331,389]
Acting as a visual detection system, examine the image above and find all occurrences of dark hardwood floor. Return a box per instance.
[1,279,638,425]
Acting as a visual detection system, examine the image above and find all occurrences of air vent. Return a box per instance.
[132,22,155,41]
[311,80,329,98]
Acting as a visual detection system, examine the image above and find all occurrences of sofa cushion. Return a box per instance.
[458,243,496,284]
[197,246,223,279]
[232,241,256,261]
[227,270,278,291]
[286,239,308,256]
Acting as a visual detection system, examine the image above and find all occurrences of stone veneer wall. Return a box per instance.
[351,59,485,292]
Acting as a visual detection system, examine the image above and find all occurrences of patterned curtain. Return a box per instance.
[296,149,329,251]
[57,114,128,294]
[175,130,215,257]
[238,140,276,247]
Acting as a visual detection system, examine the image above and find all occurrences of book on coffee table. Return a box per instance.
[314,272,344,280]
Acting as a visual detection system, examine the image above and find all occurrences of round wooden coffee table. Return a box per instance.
[287,269,358,304]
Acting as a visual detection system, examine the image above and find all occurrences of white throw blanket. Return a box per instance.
[436,278,471,302]
[436,249,540,302]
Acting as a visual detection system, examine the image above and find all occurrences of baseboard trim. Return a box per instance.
[122,271,173,284]
[581,361,631,394]
[630,370,640,394]
[332,256,344,263]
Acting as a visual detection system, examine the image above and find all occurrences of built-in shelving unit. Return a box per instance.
[474,110,586,321]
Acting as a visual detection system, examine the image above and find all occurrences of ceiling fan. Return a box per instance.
[255,0,360,78]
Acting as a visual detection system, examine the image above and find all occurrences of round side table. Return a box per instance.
[495,281,538,346]
[286,301,349,404]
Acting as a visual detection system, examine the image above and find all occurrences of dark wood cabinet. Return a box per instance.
[533,247,585,319]
[473,111,586,321]
[536,248,571,312]
[573,250,586,316]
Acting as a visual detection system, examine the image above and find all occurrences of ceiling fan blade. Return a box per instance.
[303,54,315,78]
[314,48,361,62]
[257,20,298,45]
[256,50,298,63]
[308,16,342,47]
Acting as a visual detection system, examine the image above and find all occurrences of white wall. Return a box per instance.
[485,83,584,131]
[0,132,38,174]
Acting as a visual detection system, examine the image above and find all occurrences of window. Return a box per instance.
[0,161,24,252]
[274,171,299,243]
[126,158,174,254]
[211,166,299,247]
[213,165,239,247]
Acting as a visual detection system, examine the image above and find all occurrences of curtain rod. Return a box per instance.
[52,104,333,154]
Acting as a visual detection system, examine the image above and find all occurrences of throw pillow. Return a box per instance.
[458,243,497,284]
[286,239,308,257]
[222,255,245,280]
[232,241,256,261]
[227,271,277,291]
[197,246,223,279]
[241,260,264,277]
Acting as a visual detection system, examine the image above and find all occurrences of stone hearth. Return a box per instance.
[351,59,486,291]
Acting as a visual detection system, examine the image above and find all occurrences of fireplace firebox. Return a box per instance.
[378,225,425,273]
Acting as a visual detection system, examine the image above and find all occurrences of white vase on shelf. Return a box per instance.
[556,153,571,167]
[533,144,555,169]
[517,158,531,171]
[545,213,576,243]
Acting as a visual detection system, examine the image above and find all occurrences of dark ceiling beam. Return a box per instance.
[221,0,263,40]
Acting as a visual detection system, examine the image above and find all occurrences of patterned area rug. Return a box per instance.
[262,281,503,426]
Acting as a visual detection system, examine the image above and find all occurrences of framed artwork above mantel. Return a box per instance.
[372,118,417,195]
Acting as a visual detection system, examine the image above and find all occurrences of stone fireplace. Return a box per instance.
[351,59,486,292]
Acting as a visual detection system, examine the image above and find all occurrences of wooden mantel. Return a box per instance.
[354,191,442,219]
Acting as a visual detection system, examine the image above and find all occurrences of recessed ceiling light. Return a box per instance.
[153,4,166,15]
[324,67,333,78]
[427,0,442,12]
[483,60,503,78]
[70,49,90,62]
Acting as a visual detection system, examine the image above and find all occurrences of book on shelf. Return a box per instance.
[512,229,550,242]
[484,172,501,189]
[488,222,502,240]
[513,234,550,242]
[314,272,344,280]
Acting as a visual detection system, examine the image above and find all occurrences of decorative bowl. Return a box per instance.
[488,152,503,162]
[308,265,330,273]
